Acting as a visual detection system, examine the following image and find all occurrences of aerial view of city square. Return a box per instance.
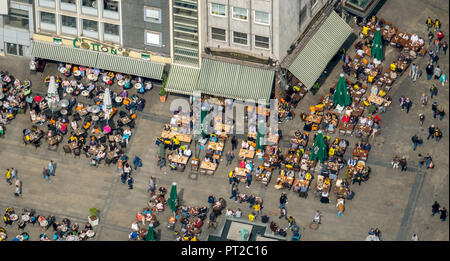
[0,0,448,250]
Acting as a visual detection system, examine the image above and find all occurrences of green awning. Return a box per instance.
[31,41,99,68]
[288,11,352,89]
[197,59,274,102]
[96,52,165,80]
[165,64,200,96]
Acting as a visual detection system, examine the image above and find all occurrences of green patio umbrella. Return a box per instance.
[371,28,384,61]
[158,143,165,159]
[256,123,266,151]
[168,182,178,213]
[145,223,154,241]
[310,131,328,163]
[200,109,207,139]
[332,74,352,107]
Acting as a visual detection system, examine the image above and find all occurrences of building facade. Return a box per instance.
[29,0,170,80]
[0,0,34,57]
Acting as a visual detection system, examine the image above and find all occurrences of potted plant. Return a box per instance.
[160,75,168,103]
[88,208,99,227]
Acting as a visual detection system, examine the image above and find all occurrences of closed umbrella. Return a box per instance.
[168,182,178,213]
[310,131,328,163]
[256,122,265,151]
[103,88,113,121]
[145,223,155,241]
[332,74,352,107]
[371,28,384,62]
[200,109,207,139]
[46,76,59,101]
[158,143,165,159]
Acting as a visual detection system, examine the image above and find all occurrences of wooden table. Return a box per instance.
[352,148,369,159]
[214,123,231,133]
[305,115,322,124]
[69,142,78,150]
[239,149,255,159]
[234,167,248,177]
[161,130,192,143]
[171,155,188,165]
[74,128,85,136]
[368,94,387,105]
[200,160,217,171]
[207,141,224,151]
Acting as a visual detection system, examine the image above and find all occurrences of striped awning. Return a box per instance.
[197,59,274,102]
[31,41,99,68]
[288,11,352,89]
[96,53,165,80]
[165,64,200,96]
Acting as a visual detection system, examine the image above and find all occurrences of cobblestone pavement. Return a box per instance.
[0,0,448,241]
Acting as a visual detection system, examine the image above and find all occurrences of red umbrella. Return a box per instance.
[34,95,42,102]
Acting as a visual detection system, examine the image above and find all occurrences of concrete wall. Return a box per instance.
[0,0,34,57]
[121,0,170,57]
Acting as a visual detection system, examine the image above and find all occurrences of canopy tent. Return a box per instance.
[371,28,384,61]
[288,11,353,89]
[310,131,328,163]
[332,74,352,107]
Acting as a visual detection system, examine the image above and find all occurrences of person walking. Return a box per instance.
[5,168,12,185]
[231,136,238,151]
[411,135,421,151]
[229,185,238,202]
[434,65,441,80]
[399,96,406,111]
[432,201,440,216]
[286,216,296,230]
[14,179,21,197]
[279,192,288,209]
[10,168,17,181]
[411,234,419,241]
[279,207,288,220]
[226,151,234,166]
[428,31,434,45]
[432,101,438,118]
[399,157,407,172]
[336,199,345,217]
[410,63,419,81]
[228,170,234,184]
[418,154,425,168]
[207,194,215,208]
[440,72,448,86]
[253,202,261,218]
[434,39,440,55]
[438,106,445,121]
[434,127,443,142]
[127,175,134,190]
[419,113,425,127]
[133,156,142,171]
[42,168,50,182]
[440,207,448,222]
[48,160,55,176]
[427,125,435,140]
[426,17,433,30]
[426,63,434,80]
[146,176,156,193]
[404,98,412,114]
[245,172,252,188]
[442,41,448,55]
[421,93,428,107]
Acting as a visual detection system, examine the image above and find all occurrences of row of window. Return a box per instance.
[38,0,118,12]
[211,28,269,49]
[210,3,270,25]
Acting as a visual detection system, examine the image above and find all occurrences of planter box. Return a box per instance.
[88,216,99,227]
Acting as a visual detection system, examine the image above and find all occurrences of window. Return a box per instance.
[232,7,248,20]
[60,0,77,12]
[6,43,18,55]
[211,27,226,41]
[210,3,226,17]
[82,0,97,8]
[233,31,248,45]
[103,0,119,12]
[254,10,269,25]
[145,31,161,46]
[40,12,55,24]
[144,7,161,23]
[61,0,76,4]
[83,19,98,32]
[4,8,29,29]
[61,15,76,28]
[299,6,308,28]
[310,0,318,9]
[104,23,119,35]
[255,35,269,49]
[39,0,55,8]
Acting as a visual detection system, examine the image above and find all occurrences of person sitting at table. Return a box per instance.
[366,116,373,127]
[356,49,364,57]
[89,137,97,147]
[401,33,409,40]
[341,114,350,126]
[362,142,372,152]
[359,116,367,126]
[209,134,218,142]
[184,147,192,157]
[241,140,249,149]
[93,68,100,76]
[95,150,106,163]
[124,79,131,89]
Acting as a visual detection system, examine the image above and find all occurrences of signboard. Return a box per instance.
[0,0,8,15]
[73,37,133,57]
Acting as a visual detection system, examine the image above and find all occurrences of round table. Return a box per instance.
[81,90,90,97]
[115,97,123,105]
[134,83,142,90]
[118,80,125,87]
[88,74,98,81]
[10,214,18,221]
[61,109,68,116]
[92,115,99,121]
[59,99,69,108]
[59,68,67,74]
[66,87,73,94]
[91,106,100,114]
[73,70,81,77]
[102,76,111,83]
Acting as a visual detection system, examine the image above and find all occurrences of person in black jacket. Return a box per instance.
[432,201,440,216]
[427,125,435,139]
[279,192,288,208]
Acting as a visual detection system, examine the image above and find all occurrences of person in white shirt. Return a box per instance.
[71,120,77,130]
[235,208,242,218]
[184,147,192,157]
[145,81,153,91]
[357,49,364,56]
[410,33,419,44]
[242,140,249,149]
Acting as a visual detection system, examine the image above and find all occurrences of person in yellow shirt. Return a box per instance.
[329,147,335,157]
[248,213,255,222]
[228,171,234,184]
[5,169,12,185]
[362,26,369,36]
[368,74,374,83]
[390,63,396,72]
[253,203,261,218]
[172,136,180,150]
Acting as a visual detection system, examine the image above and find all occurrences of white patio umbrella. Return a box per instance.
[103,87,113,121]
[47,76,60,114]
